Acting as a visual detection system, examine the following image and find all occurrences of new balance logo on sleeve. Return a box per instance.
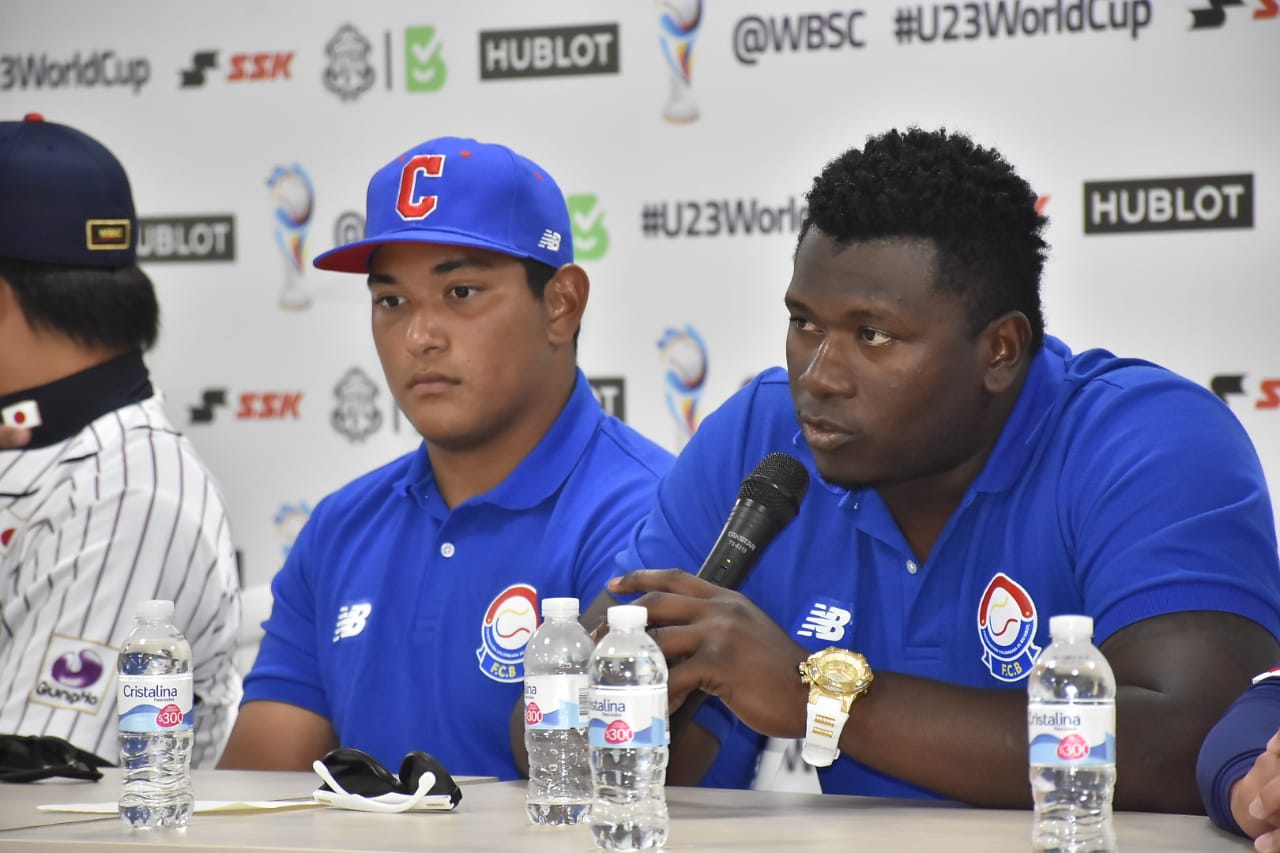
[795,600,853,642]
[333,603,372,642]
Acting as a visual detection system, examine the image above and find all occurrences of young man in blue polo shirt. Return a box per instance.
[611,127,1280,812]
[219,136,673,780]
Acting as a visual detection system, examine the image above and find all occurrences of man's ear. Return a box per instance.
[0,275,20,328]
[544,263,589,348]
[982,311,1032,394]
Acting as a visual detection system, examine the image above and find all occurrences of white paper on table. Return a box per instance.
[38,799,325,815]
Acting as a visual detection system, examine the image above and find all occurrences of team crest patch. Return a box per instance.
[1254,667,1280,685]
[30,634,117,715]
[476,584,538,683]
[976,572,1041,683]
[86,219,131,251]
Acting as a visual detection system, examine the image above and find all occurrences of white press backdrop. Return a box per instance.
[4,1,1277,612]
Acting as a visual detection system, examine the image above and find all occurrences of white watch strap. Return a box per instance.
[801,693,849,767]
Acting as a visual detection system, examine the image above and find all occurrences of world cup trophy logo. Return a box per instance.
[657,325,708,449]
[656,0,703,123]
[267,164,314,311]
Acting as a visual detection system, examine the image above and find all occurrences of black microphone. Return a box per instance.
[665,452,809,748]
[694,452,810,590]
[579,452,810,630]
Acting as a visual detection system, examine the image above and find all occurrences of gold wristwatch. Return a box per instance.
[798,647,873,767]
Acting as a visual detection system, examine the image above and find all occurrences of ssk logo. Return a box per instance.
[179,50,295,86]
[1211,374,1280,410]
[136,216,235,262]
[1083,174,1253,234]
[480,23,619,79]
[188,389,302,424]
[1190,0,1278,29]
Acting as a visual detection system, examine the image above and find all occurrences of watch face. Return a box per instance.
[814,651,871,695]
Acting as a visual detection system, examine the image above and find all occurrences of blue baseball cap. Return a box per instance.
[314,136,573,273]
[0,113,136,268]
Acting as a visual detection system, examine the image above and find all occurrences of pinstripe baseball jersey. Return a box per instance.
[0,352,242,767]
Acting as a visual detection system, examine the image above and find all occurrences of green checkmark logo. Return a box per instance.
[568,193,609,261]
[405,26,446,92]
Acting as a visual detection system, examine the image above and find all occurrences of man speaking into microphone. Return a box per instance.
[609,127,1280,814]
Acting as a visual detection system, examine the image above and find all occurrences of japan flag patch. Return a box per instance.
[1,399,41,429]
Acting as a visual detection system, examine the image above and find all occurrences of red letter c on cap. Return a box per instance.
[396,154,446,221]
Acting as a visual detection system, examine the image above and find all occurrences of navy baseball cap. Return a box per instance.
[0,114,136,267]
[313,136,572,273]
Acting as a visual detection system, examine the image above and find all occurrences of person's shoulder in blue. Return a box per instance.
[219,135,672,781]
[611,127,1280,811]
[1197,668,1280,847]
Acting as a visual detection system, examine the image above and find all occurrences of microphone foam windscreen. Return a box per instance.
[739,452,810,517]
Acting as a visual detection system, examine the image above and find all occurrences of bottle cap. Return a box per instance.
[541,597,579,618]
[1048,614,1093,640]
[606,604,648,630]
[136,599,175,621]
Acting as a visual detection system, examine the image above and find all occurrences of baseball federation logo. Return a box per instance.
[976,572,1041,683]
[476,584,538,683]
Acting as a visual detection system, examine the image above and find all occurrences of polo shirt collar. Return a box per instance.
[968,334,1070,494]
[0,351,152,449]
[399,368,603,511]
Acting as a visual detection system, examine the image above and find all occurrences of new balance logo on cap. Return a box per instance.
[537,229,561,251]
[796,600,852,642]
[334,603,372,642]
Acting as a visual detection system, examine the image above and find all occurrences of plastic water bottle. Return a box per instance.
[524,596,594,825]
[1027,614,1116,853]
[588,604,669,850]
[117,599,195,829]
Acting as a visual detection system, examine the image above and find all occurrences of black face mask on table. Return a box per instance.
[312,747,463,812]
[0,734,111,783]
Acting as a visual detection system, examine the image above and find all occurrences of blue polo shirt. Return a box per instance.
[618,336,1280,798]
[1197,668,1280,837]
[244,370,673,779]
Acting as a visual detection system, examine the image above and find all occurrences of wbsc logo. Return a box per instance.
[1083,174,1253,234]
[733,11,865,65]
[1190,0,1278,29]
[480,23,619,79]
[136,216,235,262]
